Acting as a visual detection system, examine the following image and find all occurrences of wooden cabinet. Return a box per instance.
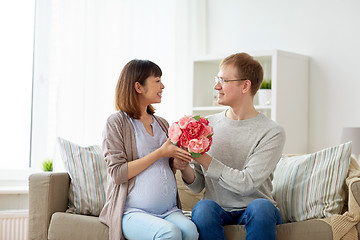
[191,50,309,153]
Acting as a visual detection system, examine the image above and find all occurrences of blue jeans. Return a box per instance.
[122,211,199,240]
[192,199,282,240]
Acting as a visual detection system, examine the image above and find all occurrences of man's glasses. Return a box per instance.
[214,76,247,85]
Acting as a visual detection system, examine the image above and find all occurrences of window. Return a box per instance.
[1,0,191,178]
[0,1,35,170]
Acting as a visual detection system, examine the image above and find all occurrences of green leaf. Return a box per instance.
[42,159,53,172]
[191,152,201,158]
[260,79,271,89]
[193,115,200,121]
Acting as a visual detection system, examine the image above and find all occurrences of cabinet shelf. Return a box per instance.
[192,105,271,111]
[191,50,309,153]
[192,106,226,111]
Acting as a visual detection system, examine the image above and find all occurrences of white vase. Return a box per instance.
[258,89,272,106]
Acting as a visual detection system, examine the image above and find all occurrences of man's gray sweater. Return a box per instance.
[187,110,286,211]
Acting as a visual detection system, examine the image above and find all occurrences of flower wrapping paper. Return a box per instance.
[168,115,213,158]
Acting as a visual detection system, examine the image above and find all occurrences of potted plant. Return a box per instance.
[42,158,53,172]
[258,79,272,106]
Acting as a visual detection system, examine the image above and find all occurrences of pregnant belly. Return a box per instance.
[125,159,178,214]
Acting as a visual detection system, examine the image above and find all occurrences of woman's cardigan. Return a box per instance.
[99,111,181,240]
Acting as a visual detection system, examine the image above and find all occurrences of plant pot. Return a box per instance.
[258,89,272,106]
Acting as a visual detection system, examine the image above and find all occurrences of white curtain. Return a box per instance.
[0,0,35,170]
[31,0,192,171]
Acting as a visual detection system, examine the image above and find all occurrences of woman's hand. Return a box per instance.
[127,139,191,180]
[173,157,195,184]
[159,139,193,163]
[173,157,190,171]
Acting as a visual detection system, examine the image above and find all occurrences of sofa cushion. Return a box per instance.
[57,137,107,216]
[175,171,204,211]
[48,213,332,240]
[48,212,108,240]
[273,142,352,223]
[224,219,332,240]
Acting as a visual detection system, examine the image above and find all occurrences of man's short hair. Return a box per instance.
[220,53,264,96]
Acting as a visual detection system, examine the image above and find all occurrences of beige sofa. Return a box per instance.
[29,171,360,240]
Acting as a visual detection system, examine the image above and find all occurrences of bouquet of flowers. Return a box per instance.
[168,115,213,158]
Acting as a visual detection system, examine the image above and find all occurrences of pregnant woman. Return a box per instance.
[99,59,199,240]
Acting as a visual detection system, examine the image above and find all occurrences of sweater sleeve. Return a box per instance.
[102,113,130,186]
[206,126,286,196]
[185,161,206,194]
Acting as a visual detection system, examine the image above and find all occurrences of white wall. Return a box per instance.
[5,0,359,210]
[30,0,192,171]
[201,0,360,153]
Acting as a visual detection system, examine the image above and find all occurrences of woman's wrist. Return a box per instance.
[181,165,195,184]
[154,147,165,159]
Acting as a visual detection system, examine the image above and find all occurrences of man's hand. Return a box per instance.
[173,157,190,171]
[192,153,212,171]
[173,158,196,184]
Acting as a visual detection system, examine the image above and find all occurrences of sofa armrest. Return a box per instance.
[28,172,70,240]
[352,180,360,207]
[350,180,360,240]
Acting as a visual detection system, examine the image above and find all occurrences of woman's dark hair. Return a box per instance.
[115,59,162,119]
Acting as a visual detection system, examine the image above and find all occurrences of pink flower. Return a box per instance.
[184,120,203,139]
[178,115,194,129]
[200,124,213,138]
[199,117,209,125]
[168,122,182,143]
[203,136,212,153]
[178,132,191,148]
[168,115,213,157]
[188,137,210,154]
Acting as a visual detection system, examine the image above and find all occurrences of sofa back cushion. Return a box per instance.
[57,137,107,216]
[273,142,352,223]
[175,171,204,211]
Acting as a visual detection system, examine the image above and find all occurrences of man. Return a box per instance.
[174,52,285,240]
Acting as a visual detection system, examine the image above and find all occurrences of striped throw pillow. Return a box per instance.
[273,142,352,223]
[57,137,107,216]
